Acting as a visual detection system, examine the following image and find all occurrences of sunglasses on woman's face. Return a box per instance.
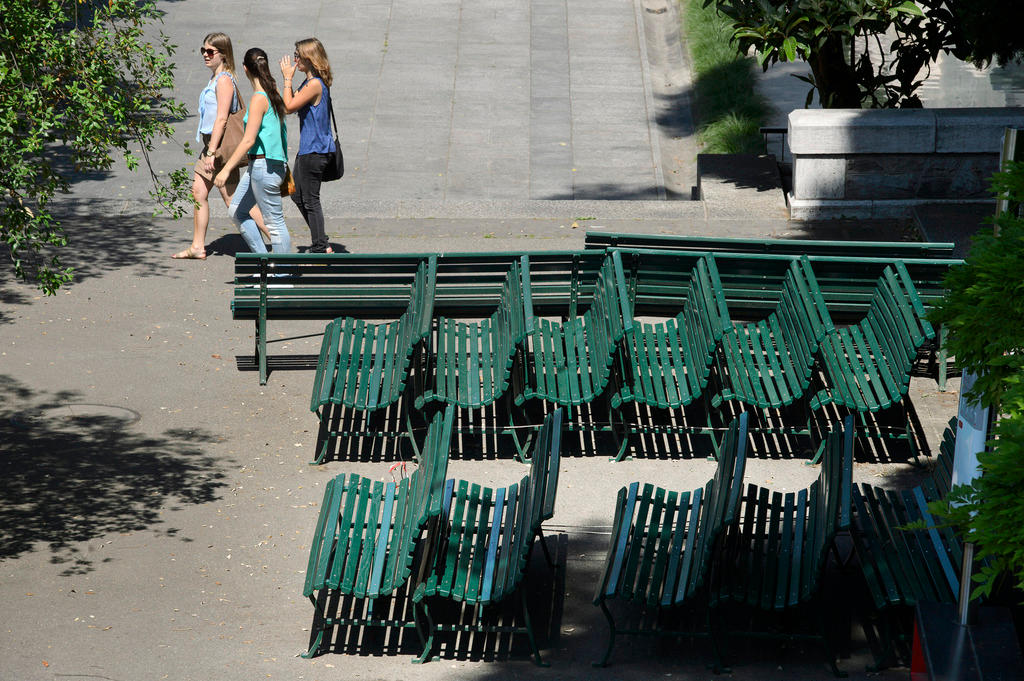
[200,47,219,57]
[293,52,301,60]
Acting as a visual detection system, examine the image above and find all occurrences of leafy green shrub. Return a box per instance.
[683,0,768,154]
[929,162,1024,599]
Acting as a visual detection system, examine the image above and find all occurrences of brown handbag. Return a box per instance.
[281,164,296,196]
[214,77,248,169]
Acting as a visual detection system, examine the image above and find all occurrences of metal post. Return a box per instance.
[957,541,975,626]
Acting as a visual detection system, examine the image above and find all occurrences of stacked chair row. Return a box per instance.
[302,406,564,664]
[309,249,935,463]
[591,413,968,674]
[592,412,854,675]
[301,408,965,670]
[850,416,965,668]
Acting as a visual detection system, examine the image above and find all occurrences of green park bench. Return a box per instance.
[850,417,964,668]
[808,260,936,463]
[813,261,935,414]
[233,253,433,385]
[234,251,603,386]
[607,252,729,459]
[709,415,854,677]
[412,408,563,665]
[592,412,749,669]
[612,249,928,459]
[301,405,454,658]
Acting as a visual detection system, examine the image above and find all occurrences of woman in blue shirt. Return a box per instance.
[173,32,268,260]
[280,38,336,253]
[215,47,291,254]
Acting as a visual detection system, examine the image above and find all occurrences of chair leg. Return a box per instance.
[593,600,618,667]
[903,403,923,467]
[301,628,325,659]
[864,609,902,672]
[536,529,556,568]
[608,401,631,462]
[310,416,331,465]
[938,324,948,392]
[704,397,722,461]
[309,421,329,464]
[412,601,435,664]
[706,606,728,674]
[256,318,268,385]
[815,602,848,678]
[301,594,326,659]
[519,587,549,667]
[507,393,534,463]
[807,405,827,465]
[404,405,422,462]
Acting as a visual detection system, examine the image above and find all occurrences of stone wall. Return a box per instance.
[788,108,1024,220]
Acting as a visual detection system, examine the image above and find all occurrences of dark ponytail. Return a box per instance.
[243,47,286,119]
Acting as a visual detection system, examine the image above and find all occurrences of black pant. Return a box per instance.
[292,152,330,252]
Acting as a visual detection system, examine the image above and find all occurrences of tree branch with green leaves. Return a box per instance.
[0,0,193,294]
[703,0,1024,109]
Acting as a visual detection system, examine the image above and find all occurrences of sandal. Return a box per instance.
[171,246,207,260]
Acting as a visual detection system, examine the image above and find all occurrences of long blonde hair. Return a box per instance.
[295,38,332,87]
[203,32,236,74]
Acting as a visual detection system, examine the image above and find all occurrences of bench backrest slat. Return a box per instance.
[800,415,854,602]
[676,412,749,603]
[585,231,956,260]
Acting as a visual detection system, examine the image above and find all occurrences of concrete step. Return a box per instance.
[696,153,789,220]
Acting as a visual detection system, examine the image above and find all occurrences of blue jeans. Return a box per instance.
[230,158,291,253]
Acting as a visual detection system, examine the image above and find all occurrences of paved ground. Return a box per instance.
[0,0,978,679]
[83,0,698,210]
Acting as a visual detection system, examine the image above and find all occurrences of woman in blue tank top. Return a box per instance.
[215,47,291,254]
[280,38,336,253]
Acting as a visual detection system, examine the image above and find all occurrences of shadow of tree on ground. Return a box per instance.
[0,374,228,575]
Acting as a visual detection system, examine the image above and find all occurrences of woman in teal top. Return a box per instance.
[215,47,291,254]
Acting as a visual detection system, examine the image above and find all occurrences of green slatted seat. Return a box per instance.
[592,413,749,668]
[614,253,730,412]
[850,418,964,669]
[814,261,936,413]
[710,415,853,677]
[414,257,531,412]
[308,257,437,463]
[712,256,835,411]
[411,409,563,665]
[604,253,730,460]
[516,254,629,409]
[300,405,455,658]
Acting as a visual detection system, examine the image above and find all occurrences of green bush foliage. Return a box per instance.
[0,0,192,294]
[929,162,1024,599]
[683,0,768,154]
